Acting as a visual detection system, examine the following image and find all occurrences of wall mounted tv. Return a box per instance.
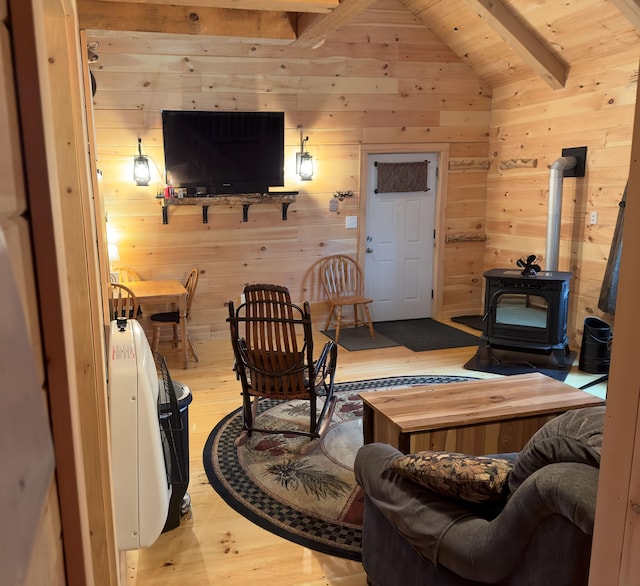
[161,110,285,195]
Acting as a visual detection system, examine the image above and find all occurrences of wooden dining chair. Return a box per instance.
[227,292,338,454]
[319,254,375,343]
[113,266,142,284]
[111,267,144,315]
[110,283,140,321]
[150,268,199,363]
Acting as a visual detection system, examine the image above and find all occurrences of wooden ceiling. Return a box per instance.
[79,0,640,89]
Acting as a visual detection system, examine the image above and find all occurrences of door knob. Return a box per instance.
[366,248,373,253]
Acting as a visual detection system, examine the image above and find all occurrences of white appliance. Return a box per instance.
[108,318,170,550]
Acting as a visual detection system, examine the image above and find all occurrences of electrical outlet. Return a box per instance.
[346,216,357,229]
[590,211,598,225]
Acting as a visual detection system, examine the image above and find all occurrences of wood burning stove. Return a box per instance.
[477,268,572,366]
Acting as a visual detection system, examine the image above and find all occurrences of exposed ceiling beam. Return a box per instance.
[77,0,297,38]
[95,0,338,12]
[292,0,377,49]
[610,0,640,31]
[466,0,567,89]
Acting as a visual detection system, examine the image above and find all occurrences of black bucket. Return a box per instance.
[579,317,612,374]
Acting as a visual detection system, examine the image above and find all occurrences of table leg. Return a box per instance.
[397,433,410,454]
[362,403,373,444]
[180,309,188,369]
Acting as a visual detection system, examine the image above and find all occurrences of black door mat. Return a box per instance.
[322,328,400,351]
[451,315,485,332]
[373,318,480,352]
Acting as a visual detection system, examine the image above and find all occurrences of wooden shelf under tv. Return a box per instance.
[160,192,298,224]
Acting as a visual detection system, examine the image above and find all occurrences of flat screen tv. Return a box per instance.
[161,110,285,195]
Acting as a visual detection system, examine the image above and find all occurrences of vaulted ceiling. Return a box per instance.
[79,0,640,89]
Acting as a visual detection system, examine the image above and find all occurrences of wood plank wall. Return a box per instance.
[91,0,639,348]
[484,49,640,345]
[0,0,65,582]
[89,0,491,340]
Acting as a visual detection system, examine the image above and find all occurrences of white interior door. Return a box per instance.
[365,152,437,322]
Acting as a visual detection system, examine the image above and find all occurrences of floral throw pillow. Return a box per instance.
[389,451,514,503]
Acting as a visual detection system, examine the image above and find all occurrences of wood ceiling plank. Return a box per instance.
[401,0,637,89]
[465,0,567,89]
[400,0,519,83]
[609,0,640,31]
[344,4,422,27]
[78,0,297,39]
[292,0,379,48]
[82,0,637,93]
[402,0,472,32]
[99,0,338,12]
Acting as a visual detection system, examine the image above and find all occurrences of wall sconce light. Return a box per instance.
[296,133,314,181]
[133,138,151,186]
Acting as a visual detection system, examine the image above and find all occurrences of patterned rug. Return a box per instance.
[202,375,475,561]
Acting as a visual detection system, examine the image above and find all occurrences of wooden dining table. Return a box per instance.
[125,279,190,369]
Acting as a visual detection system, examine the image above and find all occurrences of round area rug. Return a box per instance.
[202,375,475,561]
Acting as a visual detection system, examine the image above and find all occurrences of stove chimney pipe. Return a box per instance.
[545,147,587,271]
[546,156,577,271]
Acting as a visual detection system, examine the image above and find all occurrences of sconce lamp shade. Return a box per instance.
[296,151,314,181]
[134,157,151,185]
[108,243,120,263]
[296,134,313,181]
[134,138,151,186]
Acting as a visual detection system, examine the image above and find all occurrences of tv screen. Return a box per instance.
[161,110,285,195]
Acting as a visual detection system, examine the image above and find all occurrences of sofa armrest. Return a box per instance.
[356,443,598,584]
[438,461,598,582]
[355,443,478,565]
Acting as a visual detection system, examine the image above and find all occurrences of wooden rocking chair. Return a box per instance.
[243,282,292,306]
[227,286,338,454]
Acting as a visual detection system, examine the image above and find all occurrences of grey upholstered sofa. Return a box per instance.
[354,406,605,586]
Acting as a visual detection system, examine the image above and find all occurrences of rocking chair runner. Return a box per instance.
[227,291,338,454]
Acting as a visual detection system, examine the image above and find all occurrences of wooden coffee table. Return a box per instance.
[359,372,605,454]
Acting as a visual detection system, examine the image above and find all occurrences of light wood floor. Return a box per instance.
[125,322,607,586]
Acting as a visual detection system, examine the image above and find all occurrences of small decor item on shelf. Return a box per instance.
[517,254,542,277]
[333,190,353,201]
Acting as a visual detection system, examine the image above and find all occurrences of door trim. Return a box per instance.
[358,143,450,321]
